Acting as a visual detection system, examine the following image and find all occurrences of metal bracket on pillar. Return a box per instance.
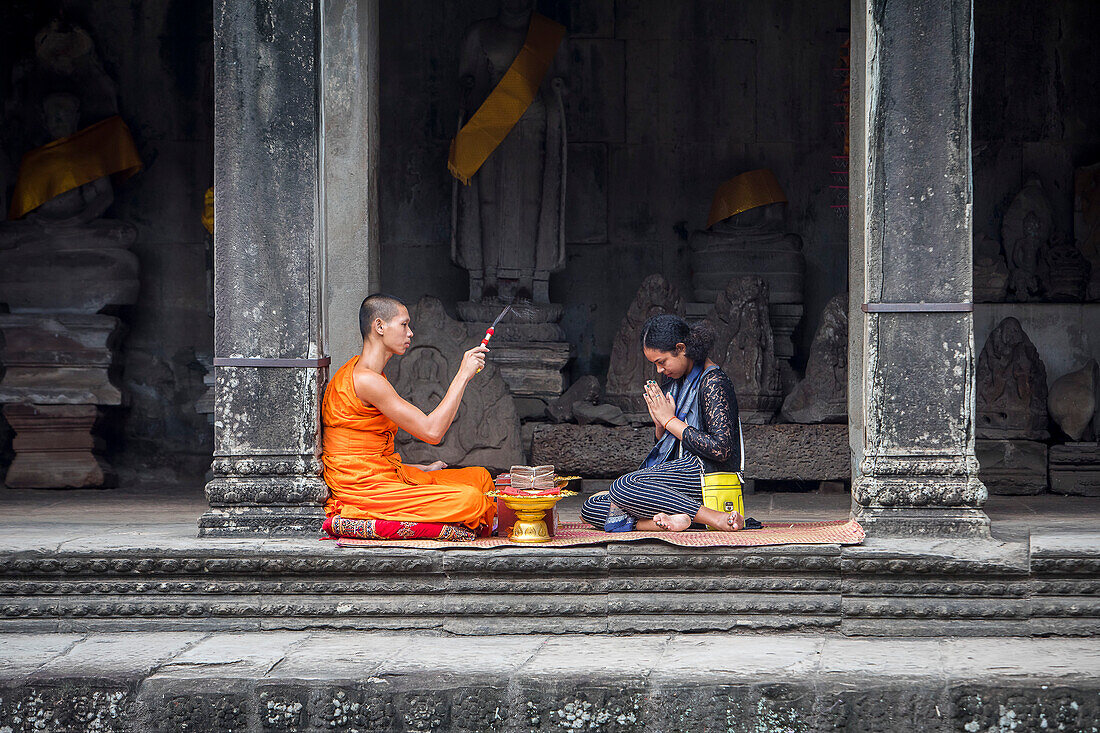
[213,357,332,367]
[861,303,973,313]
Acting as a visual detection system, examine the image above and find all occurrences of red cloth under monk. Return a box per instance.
[321,356,496,531]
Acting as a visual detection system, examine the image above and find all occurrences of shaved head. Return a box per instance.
[359,294,406,339]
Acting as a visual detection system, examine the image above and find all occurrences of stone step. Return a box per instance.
[0,533,1097,636]
[1,631,1098,732]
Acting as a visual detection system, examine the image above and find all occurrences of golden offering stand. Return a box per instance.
[493,476,578,544]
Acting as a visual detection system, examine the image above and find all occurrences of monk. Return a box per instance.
[321,293,496,533]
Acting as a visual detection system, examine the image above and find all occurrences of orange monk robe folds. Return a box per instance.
[321,357,496,530]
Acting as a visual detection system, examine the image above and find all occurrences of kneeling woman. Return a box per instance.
[582,314,744,533]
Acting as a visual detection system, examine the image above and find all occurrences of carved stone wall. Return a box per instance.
[387,297,523,473]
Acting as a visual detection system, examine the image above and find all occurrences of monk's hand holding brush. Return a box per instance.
[458,344,489,382]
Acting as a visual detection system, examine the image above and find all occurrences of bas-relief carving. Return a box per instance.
[976,317,1049,440]
[1004,177,1091,302]
[387,297,522,472]
[707,276,782,424]
[604,274,684,413]
[451,0,567,305]
[781,292,847,424]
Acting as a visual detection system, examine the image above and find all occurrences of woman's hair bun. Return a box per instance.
[640,313,713,362]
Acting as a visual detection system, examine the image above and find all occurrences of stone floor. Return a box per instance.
[2,487,1099,729]
[1,483,1098,553]
[1,631,1099,731]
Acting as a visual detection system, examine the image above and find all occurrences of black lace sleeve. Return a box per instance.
[682,370,740,466]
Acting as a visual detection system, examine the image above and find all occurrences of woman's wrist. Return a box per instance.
[661,416,677,430]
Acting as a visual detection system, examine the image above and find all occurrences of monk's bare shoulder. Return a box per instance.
[351,366,395,407]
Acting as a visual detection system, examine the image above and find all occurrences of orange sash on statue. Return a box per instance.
[321,357,496,530]
[9,115,142,220]
[447,13,565,185]
[706,169,788,228]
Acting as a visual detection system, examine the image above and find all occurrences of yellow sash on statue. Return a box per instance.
[8,115,143,220]
[202,187,214,234]
[447,13,565,185]
[707,169,788,228]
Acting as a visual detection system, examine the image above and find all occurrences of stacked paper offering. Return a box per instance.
[509,465,555,491]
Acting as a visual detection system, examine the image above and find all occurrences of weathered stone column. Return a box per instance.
[849,0,989,535]
[322,0,381,369]
[200,0,328,535]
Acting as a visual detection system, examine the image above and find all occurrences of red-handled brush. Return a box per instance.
[476,305,512,373]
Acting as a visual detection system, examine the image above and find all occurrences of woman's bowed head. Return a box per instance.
[581,313,744,534]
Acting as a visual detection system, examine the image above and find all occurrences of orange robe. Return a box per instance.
[321,356,496,530]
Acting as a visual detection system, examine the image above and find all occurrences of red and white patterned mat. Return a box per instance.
[335,519,864,549]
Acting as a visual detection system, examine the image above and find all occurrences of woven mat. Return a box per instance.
[335,519,864,549]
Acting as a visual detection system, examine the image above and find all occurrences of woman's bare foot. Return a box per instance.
[652,512,692,532]
[694,506,745,532]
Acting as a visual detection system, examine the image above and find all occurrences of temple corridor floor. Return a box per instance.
[0,483,1097,553]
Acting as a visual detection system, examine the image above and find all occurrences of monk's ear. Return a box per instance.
[373,317,385,336]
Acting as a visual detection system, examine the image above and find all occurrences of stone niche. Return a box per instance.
[387,297,523,473]
[0,20,140,488]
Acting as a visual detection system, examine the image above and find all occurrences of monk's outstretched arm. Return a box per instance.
[354,345,487,445]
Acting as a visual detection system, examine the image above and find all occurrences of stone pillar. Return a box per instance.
[200,0,329,536]
[322,0,380,369]
[848,0,989,536]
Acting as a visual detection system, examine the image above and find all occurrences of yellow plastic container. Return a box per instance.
[701,472,744,522]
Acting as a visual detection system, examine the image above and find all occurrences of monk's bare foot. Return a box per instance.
[653,513,692,532]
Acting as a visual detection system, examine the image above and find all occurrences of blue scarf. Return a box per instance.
[641,363,715,468]
[604,363,716,533]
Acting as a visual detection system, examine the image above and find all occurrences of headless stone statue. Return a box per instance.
[781,292,848,424]
[0,21,139,489]
[976,317,1049,440]
[0,91,138,311]
[707,276,782,424]
[387,297,523,472]
[604,275,684,413]
[689,200,805,382]
[451,0,567,304]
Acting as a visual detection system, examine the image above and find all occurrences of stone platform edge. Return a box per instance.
[1,534,1098,636]
[1,632,1099,732]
